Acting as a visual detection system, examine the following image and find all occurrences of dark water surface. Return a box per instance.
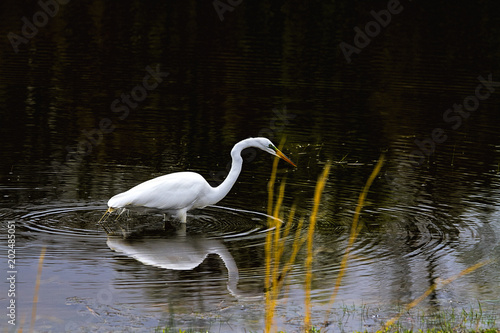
[1,1,500,332]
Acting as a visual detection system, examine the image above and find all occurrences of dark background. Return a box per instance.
[1,1,500,331]
[1,1,499,202]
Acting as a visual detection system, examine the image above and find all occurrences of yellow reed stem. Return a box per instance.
[325,155,385,321]
[384,259,494,329]
[265,146,282,333]
[264,179,287,331]
[272,179,286,288]
[277,216,305,298]
[273,177,286,220]
[29,246,46,333]
[267,150,281,219]
[18,315,26,333]
[304,162,331,330]
[264,232,275,330]
[277,205,296,264]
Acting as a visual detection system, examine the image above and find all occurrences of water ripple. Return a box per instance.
[6,202,278,242]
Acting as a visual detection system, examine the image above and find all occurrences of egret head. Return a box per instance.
[253,137,297,167]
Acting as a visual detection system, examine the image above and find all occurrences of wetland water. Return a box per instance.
[1,1,500,332]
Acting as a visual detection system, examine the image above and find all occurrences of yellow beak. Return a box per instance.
[276,149,297,167]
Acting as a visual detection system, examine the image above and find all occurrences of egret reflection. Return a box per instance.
[106,224,263,300]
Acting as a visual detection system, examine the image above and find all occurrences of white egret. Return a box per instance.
[99,137,295,224]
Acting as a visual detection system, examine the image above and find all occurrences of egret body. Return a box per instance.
[102,137,295,223]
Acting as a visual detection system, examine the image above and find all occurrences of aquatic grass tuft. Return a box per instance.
[264,138,284,332]
[258,151,497,333]
[383,259,495,330]
[155,150,498,333]
[264,149,331,332]
[265,152,386,332]
[326,155,385,314]
[304,162,331,330]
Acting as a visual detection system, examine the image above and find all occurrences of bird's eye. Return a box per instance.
[268,144,276,150]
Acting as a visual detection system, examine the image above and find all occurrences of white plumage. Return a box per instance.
[102,137,296,223]
[108,172,211,222]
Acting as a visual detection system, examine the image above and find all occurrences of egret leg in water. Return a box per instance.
[97,207,115,233]
[98,137,296,226]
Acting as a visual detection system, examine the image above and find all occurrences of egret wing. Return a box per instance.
[108,172,211,210]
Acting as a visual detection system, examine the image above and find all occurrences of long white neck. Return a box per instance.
[209,139,250,204]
